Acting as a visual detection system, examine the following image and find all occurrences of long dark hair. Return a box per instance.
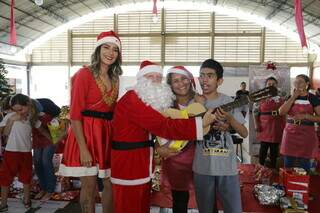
[296,74,311,91]
[88,45,123,83]
[10,94,38,126]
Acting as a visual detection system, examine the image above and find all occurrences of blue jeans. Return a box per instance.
[33,144,57,193]
[283,155,311,172]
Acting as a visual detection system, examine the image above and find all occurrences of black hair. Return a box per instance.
[296,74,311,91]
[200,59,223,79]
[10,94,30,107]
[265,77,278,85]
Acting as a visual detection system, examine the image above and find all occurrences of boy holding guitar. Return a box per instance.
[193,59,248,213]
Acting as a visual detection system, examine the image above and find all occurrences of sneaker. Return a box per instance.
[0,205,8,213]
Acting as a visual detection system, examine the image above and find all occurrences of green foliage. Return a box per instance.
[0,59,13,101]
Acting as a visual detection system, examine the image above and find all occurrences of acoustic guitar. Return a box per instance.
[160,86,278,151]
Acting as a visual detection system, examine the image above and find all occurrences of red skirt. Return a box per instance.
[280,123,319,159]
[161,142,195,191]
[59,116,112,178]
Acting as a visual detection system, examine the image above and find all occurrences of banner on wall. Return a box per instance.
[247,63,290,156]
[249,64,290,97]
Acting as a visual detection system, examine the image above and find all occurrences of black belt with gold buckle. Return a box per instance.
[259,110,279,116]
[286,119,314,126]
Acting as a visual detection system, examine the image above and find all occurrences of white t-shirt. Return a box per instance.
[0,112,40,152]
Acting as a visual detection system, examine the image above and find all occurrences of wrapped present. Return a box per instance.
[279,168,310,204]
[48,118,66,144]
[253,184,285,205]
[55,176,71,193]
[254,164,273,184]
[58,105,70,120]
[281,197,308,213]
[52,190,79,201]
[151,166,161,192]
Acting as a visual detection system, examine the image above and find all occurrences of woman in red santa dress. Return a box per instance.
[59,30,122,213]
[254,77,286,168]
[156,66,206,213]
[111,60,215,213]
[279,74,320,172]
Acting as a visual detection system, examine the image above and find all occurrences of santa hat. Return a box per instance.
[95,30,121,51]
[167,66,196,89]
[137,60,163,79]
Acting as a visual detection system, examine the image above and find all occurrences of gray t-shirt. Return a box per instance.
[193,93,246,176]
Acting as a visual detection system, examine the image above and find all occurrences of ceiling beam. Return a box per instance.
[0,15,46,34]
[78,0,95,12]
[0,41,23,48]
[265,0,288,20]
[245,0,320,28]
[27,0,68,23]
[55,0,82,17]
[0,28,34,41]
[0,0,58,26]
[279,0,317,25]
[309,32,320,39]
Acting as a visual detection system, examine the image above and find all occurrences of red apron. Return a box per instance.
[256,97,286,143]
[280,98,319,158]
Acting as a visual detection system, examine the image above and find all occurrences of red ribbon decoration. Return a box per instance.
[294,0,308,49]
[153,0,157,15]
[9,0,17,45]
[266,61,276,70]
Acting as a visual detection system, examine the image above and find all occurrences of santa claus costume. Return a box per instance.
[111,61,204,213]
[59,31,121,178]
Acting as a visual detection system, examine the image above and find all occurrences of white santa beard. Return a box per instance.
[133,77,175,111]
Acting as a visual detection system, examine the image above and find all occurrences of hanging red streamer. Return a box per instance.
[153,0,157,15]
[294,0,308,49]
[9,0,17,45]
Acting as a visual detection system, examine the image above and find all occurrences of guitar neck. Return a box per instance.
[220,97,249,112]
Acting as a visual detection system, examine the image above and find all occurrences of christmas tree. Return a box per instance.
[0,59,13,101]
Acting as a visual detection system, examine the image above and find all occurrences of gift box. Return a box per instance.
[281,197,308,213]
[48,118,66,144]
[279,168,310,204]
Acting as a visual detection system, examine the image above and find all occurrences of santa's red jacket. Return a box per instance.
[111,90,202,185]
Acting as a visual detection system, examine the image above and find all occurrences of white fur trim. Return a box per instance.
[137,65,162,79]
[195,117,203,140]
[58,164,110,178]
[167,68,189,77]
[149,147,154,179]
[111,176,151,186]
[294,100,310,105]
[95,37,121,50]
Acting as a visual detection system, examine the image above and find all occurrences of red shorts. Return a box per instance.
[0,151,32,186]
[112,183,151,213]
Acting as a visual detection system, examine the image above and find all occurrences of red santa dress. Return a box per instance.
[59,67,117,178]
[111,90,203,213]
